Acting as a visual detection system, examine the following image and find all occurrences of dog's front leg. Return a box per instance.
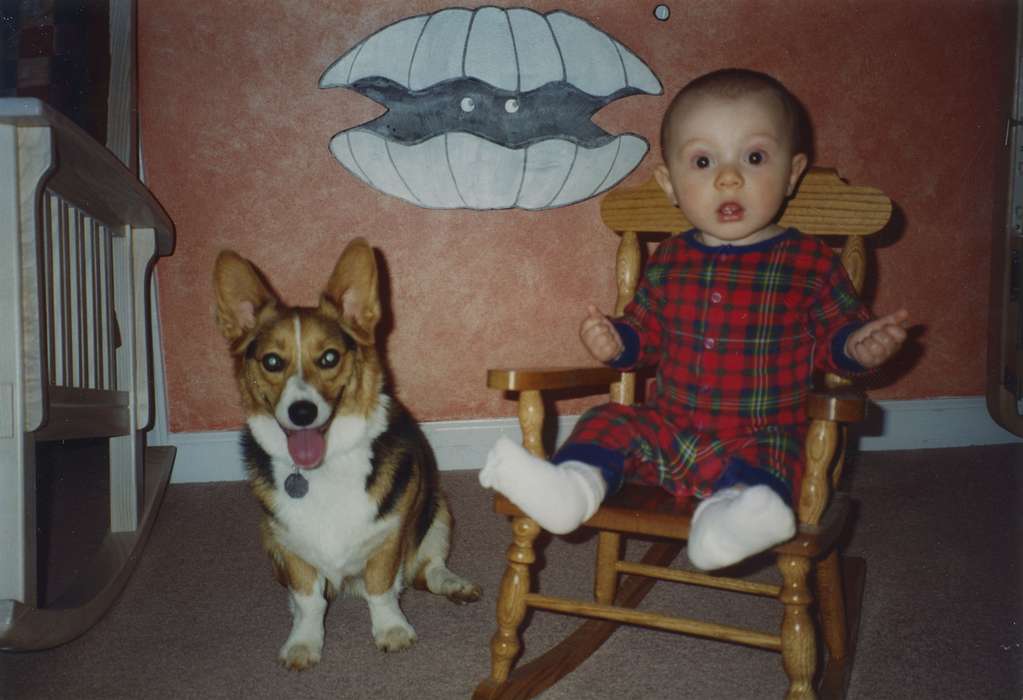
[363,541,415,652]
[277,552,327,670]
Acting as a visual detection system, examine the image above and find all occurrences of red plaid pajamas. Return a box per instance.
[554,229,870,506]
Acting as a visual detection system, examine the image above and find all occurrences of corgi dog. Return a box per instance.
[213,238,480,670]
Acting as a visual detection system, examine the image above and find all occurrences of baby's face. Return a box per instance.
[656,91,807,246]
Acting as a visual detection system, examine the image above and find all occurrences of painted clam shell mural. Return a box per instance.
[319,7,662,210]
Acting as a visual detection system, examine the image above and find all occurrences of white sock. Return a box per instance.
[478,436,607,534]
[687,485,796,570]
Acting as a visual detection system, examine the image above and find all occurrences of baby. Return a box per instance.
[479,68,909,570]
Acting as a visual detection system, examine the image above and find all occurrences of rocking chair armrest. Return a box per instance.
[806,390,867,423]
[487,366,623,392]
[487,371,869,421]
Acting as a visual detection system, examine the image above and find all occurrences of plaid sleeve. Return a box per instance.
[809,247,873,376]
[611,241,672,370]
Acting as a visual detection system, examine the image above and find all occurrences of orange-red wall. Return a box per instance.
[138,0,1016,433]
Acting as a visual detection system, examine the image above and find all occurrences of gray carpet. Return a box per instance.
[3,444,1021,699]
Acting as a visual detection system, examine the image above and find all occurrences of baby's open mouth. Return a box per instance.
[717,202,744,221]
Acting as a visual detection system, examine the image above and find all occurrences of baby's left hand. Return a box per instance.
[844,309,910,369]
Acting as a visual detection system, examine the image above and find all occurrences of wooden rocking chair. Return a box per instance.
[474,168,892,699]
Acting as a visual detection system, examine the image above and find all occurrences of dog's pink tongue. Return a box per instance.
[287,430,325,469]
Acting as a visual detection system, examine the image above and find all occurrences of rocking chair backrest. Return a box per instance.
[599,167,892,297]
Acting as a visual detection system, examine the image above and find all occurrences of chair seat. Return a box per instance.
[493,487,852,560]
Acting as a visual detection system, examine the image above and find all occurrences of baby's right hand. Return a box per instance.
[579,305,624,363]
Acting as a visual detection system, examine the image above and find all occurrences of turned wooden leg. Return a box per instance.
[518,390,545,458]
[488,516,541,684]
[594,531,621,605]
[801,418,836,526]
[779,554,816,700]
[814,550,848,661]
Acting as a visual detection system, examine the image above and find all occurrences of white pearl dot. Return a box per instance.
[460,97,475,112]
[504,98,520,114]
[654,4,670,21]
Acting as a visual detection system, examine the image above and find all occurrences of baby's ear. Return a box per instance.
[653,164,678,206]
[787,153,809,196]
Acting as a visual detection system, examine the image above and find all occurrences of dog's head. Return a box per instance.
[214,238,383,469]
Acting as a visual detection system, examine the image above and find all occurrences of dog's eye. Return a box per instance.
[261,353,285,372]
[318,349,341,369]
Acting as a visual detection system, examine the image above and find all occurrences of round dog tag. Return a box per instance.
[285,471,309,499]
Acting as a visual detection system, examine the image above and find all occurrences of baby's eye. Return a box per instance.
[747,150,766,165]
[694,155,711,169]
[318,349,341,369]
[261,353,285,372]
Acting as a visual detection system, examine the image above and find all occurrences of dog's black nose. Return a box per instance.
[288,401,318,427]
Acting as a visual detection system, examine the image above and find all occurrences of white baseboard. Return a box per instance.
[161,396,1021,484]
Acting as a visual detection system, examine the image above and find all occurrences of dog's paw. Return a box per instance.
[422,564,483,604]
[278,642,322,671]
[444,579,482,605]
[374,625,417,653]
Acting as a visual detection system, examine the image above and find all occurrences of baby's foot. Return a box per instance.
[479,437,605,534]
[477,435,524,491]
[687,485,796,570]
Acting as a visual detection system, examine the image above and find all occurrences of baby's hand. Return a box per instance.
[580,305,624,363]
[844,309,910,368]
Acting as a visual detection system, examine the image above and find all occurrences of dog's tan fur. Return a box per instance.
[214,238,479,669]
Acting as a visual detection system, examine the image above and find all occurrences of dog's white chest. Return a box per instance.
[271,451,397,584]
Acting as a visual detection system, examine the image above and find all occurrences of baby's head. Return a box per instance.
[654,69,811,246]
[659,69,810,164]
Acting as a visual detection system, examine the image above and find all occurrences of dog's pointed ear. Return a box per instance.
[325,238,380,345]
[213,251,279,347]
